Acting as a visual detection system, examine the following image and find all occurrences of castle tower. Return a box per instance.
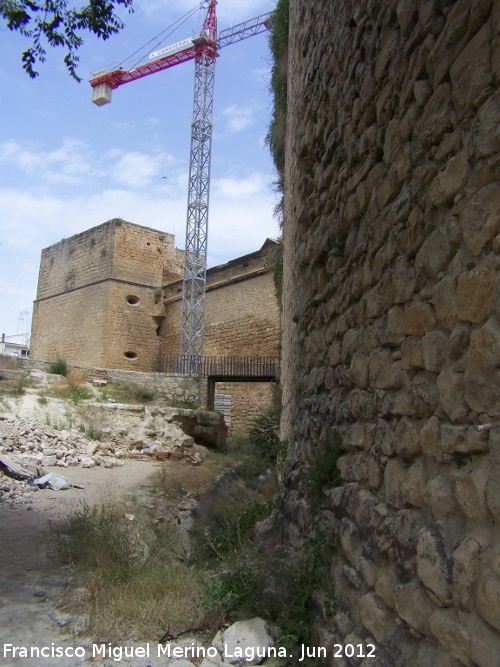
[30,219,184,371]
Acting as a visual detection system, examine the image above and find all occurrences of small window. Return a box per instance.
[124,351,137,360]
[126,295,140,306]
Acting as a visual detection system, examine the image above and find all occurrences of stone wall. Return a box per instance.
[161,240,280,357]
[11,355,202,406]
[162,240,281,434]
[215,381,276,435]
[281,0,500,665]
[30,219,184,371]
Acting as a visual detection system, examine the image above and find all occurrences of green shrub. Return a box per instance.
[48,358,68,376]
[306,429,343,497]
[69,382,92,402]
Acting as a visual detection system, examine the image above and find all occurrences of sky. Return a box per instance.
[0,0,279,341]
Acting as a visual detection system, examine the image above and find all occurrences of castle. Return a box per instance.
[30,218,280,432]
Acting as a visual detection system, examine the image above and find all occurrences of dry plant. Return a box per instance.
[50,501,205,641]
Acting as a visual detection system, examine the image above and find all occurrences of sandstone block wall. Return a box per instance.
[282,0,500,664]
[161,241,281,434]
[215,381,275,435]
[30,219,184,371]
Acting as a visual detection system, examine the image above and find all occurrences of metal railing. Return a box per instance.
[156,353,279,378]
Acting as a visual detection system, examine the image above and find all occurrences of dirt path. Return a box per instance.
[0,461,182,667]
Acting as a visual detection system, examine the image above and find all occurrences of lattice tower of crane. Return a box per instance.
[90,1,271,373]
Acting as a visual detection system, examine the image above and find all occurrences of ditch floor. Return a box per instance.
[0,460,198,667]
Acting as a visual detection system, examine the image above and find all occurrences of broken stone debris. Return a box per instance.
[0,414,209,506]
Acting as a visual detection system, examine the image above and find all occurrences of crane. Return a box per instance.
[90,1,271,373]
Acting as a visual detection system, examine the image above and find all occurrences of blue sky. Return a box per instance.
[0,0,279,340]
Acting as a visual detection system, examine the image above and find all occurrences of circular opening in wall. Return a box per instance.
[126,295,140,306]
[124,351,138,360]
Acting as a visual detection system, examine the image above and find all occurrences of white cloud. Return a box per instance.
[108,150,164,187]
[213,173,266,199]
[137,0,274,31]
[221,104,255,133]
[0,139,92,186]
[0,152,277,335]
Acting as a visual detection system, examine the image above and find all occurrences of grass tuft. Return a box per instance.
[48,358,68,376]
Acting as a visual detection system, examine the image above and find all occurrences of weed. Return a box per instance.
[306,429,343,497]
[171,398,199,410]
[99,381,157,404]
[69,382,92,402]
[12,371,30,395]
[85,423,104,441]
[48,358,68,376]
[37,394,48,405]
[50,502,203,640]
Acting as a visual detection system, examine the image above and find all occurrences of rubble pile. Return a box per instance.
[0,416,128,470]
[0,414,209,506]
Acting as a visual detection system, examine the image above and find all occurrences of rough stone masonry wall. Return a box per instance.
[31,220,184,371]
[161,267,280,434]
[281,1,500,665]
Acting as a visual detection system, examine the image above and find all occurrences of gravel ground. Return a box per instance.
[0,460,202,667]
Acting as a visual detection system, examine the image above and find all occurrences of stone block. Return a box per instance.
[394,508,425,558]
[451,537,482,611]
[431,274,457,330]
[369,349,403,390]
[416,527,452,606]
[410,371,440,418]
[436,368,468,421]
[450,22,493,120]
[456,268,495,323]
[441,424,489,456]
[429,154,470,206]
[463,364,500,417]
[375,565,397,610]
[395,417,423,459]
[451,460,491,521]
[414,79,432,107]
[221,618,274,667]
[469,611,500,667]
[394,581,434,637]
[375,419,396,457]
[384,458,407,508]
[422,330,448,373]
[426,471,459,518]
[420,415,442,460]
[401,336,424,370]
[415,226,454,282]
[393,256,416,304]
[461,182,500,256]
[349,353,369,389]
[429,608,473,667]
[401,458,427,507]
[444,322,470,362]
[425,0,471,88]
[468,316,500,367]
[476,568,500,631]
[359,593,398,644]
[402,303,437,335]
[487,430,500,519]
[412,83,454,157]
[386,306,405,346]
[467,94,500,159]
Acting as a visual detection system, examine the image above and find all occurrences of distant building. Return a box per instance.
[0,334,30,357]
